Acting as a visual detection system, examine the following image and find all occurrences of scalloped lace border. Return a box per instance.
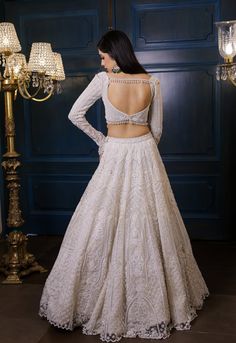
[39,292,209,342]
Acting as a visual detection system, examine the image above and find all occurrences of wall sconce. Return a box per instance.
[215,20,236,86]
[0,22,65,284]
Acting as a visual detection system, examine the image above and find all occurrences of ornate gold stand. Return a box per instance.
[0,231,47,284]
[0,78,47,284]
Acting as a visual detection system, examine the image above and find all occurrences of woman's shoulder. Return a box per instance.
[96,71,108,80]
[148,75,160,84]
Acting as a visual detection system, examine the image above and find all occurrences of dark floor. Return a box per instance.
[0,237,236,343]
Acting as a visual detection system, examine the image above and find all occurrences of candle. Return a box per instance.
[225,43,233,56]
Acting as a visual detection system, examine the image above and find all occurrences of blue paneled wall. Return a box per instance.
[0,0,234,239]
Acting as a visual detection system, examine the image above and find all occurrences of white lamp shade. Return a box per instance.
[0,22,21,53]
[51,52,65,81]
[27,42,55,75]
[216,20,236,60]
[6,53,27,77]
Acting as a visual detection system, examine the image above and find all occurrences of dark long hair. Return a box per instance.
[97,30,147,74]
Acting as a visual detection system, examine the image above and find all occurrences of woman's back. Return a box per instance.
[106,72,153,138]
[107,73,152,116]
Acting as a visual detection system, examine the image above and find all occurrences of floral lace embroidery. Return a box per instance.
[39,134,209,341]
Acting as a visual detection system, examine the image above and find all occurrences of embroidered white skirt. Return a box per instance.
[39,131,209,341]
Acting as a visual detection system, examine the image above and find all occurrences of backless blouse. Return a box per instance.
[68,71,163,155]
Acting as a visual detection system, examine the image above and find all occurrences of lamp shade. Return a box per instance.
[27,42,55,75]
[6,53,27,77]
[216,20,236,60]
[51,52,65,81]
[0,22,21,53]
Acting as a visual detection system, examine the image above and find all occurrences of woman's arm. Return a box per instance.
[148,78,163,145]
[68,73,106,156]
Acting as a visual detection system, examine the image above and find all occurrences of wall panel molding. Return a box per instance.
[133,0,219,50]
[27,174,91,215]
[23,74,104,160]
[150,65,220,161]
[19,10,99,53]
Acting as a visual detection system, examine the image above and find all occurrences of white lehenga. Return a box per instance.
[39,131,209,341]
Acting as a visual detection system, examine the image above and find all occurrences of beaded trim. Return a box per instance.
[107,120,149,125]
[108,78,155,84]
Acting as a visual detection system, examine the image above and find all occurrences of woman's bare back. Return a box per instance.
[106,73,152,138]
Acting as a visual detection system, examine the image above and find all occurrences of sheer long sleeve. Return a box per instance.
[148,79,163,145]
[68,73,106,156]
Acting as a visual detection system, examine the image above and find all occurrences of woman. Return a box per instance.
[39,30,209,341]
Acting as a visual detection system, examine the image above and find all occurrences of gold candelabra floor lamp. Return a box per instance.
[0,22,65,284]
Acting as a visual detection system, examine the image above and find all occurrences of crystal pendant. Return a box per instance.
[216,66,221,81]
[229,65,236,80]
[221,66,228,80]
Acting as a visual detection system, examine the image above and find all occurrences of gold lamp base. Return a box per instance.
[0,82,47,284]
[0,26,65,285]
[0,231,47,284]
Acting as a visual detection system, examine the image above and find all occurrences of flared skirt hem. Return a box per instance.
[39,292,209,342]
